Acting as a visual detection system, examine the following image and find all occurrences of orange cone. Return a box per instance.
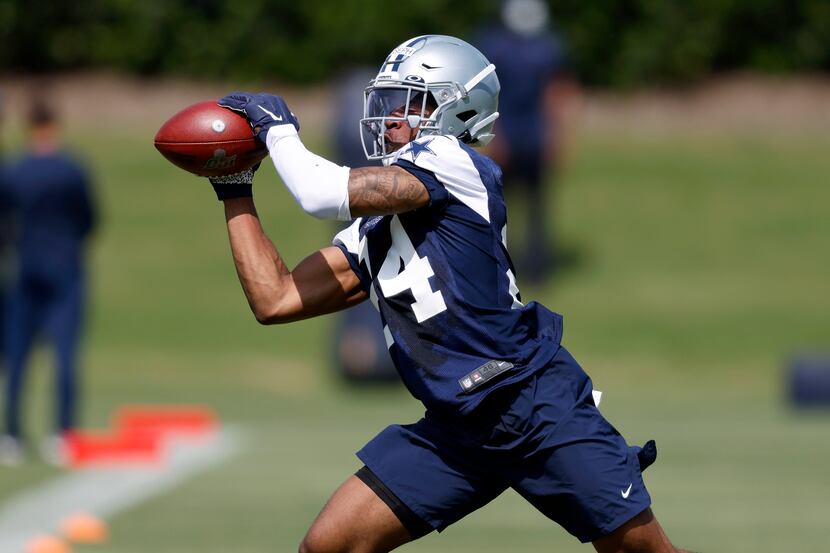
[25,535,70,553]
[60,512,109,544]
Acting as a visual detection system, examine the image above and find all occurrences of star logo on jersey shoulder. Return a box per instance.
[404,138,435,162]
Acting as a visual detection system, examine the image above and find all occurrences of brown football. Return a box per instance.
[154,100,267,177]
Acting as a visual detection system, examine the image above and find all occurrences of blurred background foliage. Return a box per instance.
[1,0,829,87]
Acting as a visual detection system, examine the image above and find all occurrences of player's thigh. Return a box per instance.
[592,508,676,553]
[507,367,652,544]
[301,475,411,553]
[513,418,651,543]
[358,420,507,533]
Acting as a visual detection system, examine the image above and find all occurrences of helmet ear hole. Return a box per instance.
[456,110,477,122]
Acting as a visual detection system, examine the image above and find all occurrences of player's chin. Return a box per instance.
[384,140,408,154]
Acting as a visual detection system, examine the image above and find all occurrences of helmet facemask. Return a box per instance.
[361,84,441,162]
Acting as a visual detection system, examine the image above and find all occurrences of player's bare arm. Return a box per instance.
[220,164,426,323]
[223,197,366,324]
[348,166,429,216]
[220,163,425,322]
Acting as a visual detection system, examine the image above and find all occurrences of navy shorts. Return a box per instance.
[356,346,652,543]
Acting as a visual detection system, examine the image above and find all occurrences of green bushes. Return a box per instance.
[1,0,827,87]
[554,0,830,86]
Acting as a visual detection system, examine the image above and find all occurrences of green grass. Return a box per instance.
[1,119,829,552]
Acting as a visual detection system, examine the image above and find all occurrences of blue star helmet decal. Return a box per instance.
[404,139,436,162]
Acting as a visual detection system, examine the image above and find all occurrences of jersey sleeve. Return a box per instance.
[393,135,492,223]
[332,218,371,292]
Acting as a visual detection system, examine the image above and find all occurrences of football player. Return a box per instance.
[209,35,690,553]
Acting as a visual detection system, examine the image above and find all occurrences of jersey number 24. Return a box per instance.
[376,216,447,323]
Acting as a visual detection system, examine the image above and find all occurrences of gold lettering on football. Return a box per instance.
[204,149,237,170]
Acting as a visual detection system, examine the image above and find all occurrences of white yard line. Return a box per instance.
[0,428,243,551]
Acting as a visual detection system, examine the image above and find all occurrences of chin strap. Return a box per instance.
[471,133,496,147]
[470,111,499,134]
[457,111,499,145]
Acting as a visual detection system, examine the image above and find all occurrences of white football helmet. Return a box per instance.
[360,35,500,162]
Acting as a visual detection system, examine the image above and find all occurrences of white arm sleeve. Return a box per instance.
[265,125,351,221]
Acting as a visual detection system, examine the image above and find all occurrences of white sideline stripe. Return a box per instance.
[0,427,244,552]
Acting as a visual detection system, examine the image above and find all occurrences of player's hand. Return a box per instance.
[218,92,300,143]
[208,162,260,201]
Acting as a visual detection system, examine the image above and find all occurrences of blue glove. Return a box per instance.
[218,92,300,143]
[208,162,260,201]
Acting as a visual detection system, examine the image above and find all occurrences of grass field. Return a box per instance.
[1,93,829,552]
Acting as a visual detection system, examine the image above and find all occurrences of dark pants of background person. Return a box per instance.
[503,148,552,284]
[4,268,85,438]
[0,289,5,366]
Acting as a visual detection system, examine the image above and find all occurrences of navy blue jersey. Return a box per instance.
[334,135,562,415]
[5,151,96,278]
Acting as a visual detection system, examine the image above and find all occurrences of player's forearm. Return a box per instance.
[223,197,294,324]
[265,126,351,220]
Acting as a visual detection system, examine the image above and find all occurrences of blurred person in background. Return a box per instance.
[334,66,381,171]
[0,93,14,372]
[476,0,578,284]
[0,95,97,466]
